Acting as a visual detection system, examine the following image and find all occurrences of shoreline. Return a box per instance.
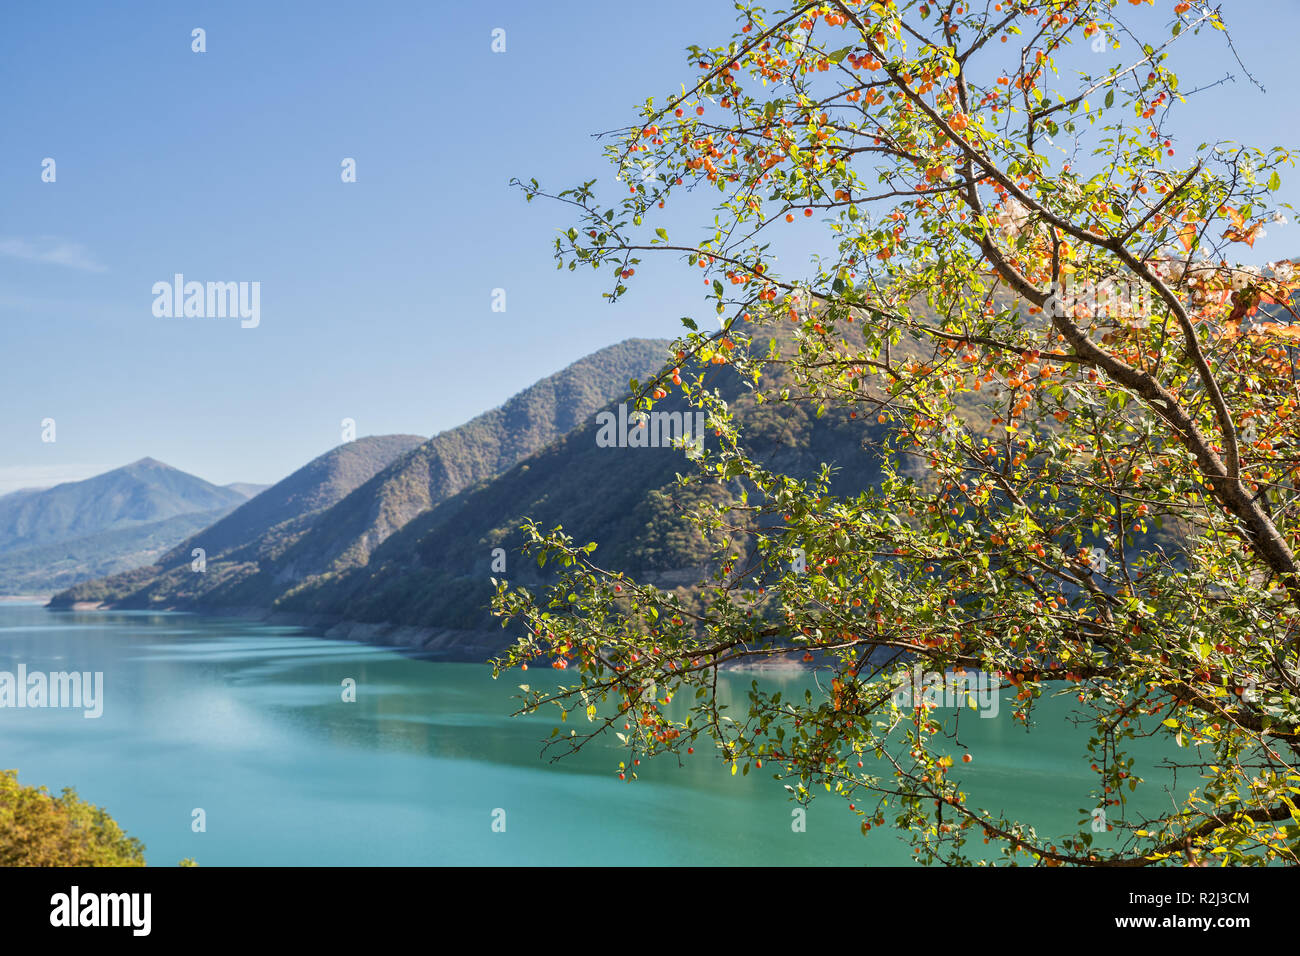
[46,601,813,671]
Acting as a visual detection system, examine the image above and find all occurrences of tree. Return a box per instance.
[0,769,146,866]
[495,0,1300,865]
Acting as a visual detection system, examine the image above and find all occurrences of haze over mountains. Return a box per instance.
[0,459,261,594]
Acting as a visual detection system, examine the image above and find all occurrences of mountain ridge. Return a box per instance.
[50,335,910,661]
[51,338,673,614]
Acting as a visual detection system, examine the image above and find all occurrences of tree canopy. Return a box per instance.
[0,769,147,867]
[495,0,1300,865]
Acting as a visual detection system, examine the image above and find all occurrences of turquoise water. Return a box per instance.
[0,603,1148,865]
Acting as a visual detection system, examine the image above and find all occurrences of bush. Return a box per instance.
[0,768,145,867]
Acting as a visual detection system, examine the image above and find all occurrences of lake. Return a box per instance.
[0,602,1152,865]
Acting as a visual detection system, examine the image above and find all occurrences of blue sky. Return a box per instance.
[2,1,1297,492]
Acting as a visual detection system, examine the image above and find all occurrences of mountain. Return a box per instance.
[51,336,903,657]
[48,434,426,606]
[266,356,887,656]
[268,337,673,584]
[0,459,258,594]
[0,510,234,594]
[51,338,672,612]
[0,488,43,503]
[0,458,246,555]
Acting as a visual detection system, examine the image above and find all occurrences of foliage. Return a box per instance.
[494,0,1300,865]
[0,769,146,866]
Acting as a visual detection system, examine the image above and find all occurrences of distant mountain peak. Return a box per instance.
[0,457,250,589]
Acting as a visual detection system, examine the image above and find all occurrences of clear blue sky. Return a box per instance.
[2,1,1297,492]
